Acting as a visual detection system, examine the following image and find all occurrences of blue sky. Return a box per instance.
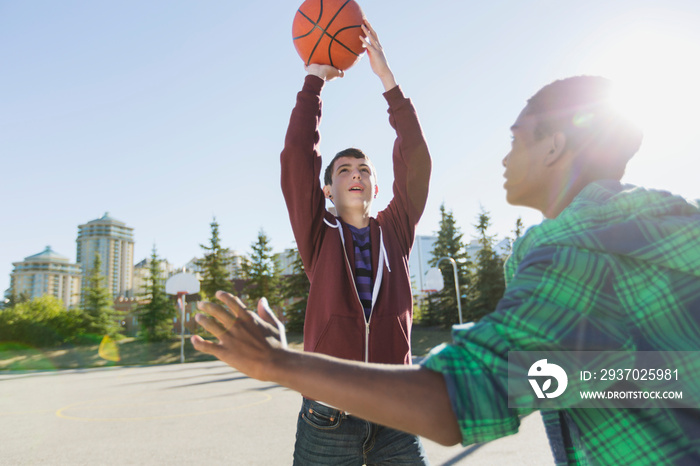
[3,0,700,295]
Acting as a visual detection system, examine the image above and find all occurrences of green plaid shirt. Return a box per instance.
[422,181,700,465]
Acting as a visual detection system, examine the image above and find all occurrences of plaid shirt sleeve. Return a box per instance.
[421,242,632,446]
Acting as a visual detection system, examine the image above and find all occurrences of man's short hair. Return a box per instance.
[526,76,643,179]
[323,148,377,186]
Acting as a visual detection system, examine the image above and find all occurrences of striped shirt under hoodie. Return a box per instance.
[348,224,373,320]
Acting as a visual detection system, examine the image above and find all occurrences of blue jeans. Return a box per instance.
[293,398,429,465]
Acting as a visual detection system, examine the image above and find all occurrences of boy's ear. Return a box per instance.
[323,185,333,200]
[374,185,379,199]
[544,132,567,166]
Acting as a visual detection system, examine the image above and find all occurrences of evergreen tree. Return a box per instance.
[418,289,442,328]
[242,229,282,308]
[280,246,310,332]
[513,216,524,240]
[137,245,176,342]
[197,217,232,299]
[504,216,525,255]
[81,253,121,338]
[427,203,472,327]
[470,209,506,321]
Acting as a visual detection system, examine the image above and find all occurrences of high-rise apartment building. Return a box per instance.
[10,246,82,308]
[184,250,245,280]
[132,256,175,297]
[76,213,134,298]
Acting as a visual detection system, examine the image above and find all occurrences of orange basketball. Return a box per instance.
[292,0,366,71]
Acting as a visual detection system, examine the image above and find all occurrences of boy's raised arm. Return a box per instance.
[361,20,397,92]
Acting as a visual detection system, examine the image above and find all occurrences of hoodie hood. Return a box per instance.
[507,180,700,281]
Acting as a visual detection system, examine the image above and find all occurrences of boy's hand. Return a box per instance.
[305,63,344,81]
[360,20,397,92]
[190,291,284,381]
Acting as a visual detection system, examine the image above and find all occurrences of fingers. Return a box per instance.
[195,292,249,338]
[257,297,280,326]
[325,66,344,79]
[193,311,228,339]
[196,300,234,330]
[190,335,217,354]
[258,297,288,349]
[215,291,251,321]
[304,64,344,81]
[358,19,394,90]
[359,27,371,49]
[363,18,376,36]
[360,20,381,49]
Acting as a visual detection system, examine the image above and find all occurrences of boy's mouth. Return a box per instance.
[349,184,364,192]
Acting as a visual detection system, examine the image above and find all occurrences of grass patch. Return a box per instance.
[411,325,453,357]
[0,338,213,371]
[0,326,451,371]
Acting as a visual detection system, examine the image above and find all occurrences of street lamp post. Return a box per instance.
[436,256,463,325]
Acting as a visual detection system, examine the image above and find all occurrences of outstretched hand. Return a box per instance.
[360,20,397,92]
[190,294,460,446]
[190,291,285,381]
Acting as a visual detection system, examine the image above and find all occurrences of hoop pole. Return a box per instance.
[177,292,187,363]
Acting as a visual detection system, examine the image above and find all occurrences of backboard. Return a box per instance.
[165,272,200,295]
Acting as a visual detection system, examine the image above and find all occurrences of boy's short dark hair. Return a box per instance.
[323,148,377,186]
[526,76,643,179]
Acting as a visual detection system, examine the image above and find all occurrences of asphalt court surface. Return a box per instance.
[0,360,553,465]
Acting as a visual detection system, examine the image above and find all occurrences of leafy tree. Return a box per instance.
[242,229,282,308]
[81,253,121,338]
[137,245,176,342]
[470,209,506,320]
[427,203,472,327]
[197,217,233,299]
[280,247,310,332]
[0,295,85,347]
[3,289,30,309]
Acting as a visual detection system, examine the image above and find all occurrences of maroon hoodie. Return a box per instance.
[281,75,431,365]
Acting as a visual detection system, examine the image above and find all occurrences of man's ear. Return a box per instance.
[544,132,567,166]
[374,185,379,199]
[323,185,333,200]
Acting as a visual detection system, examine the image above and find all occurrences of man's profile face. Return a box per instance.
[501,106,554,213]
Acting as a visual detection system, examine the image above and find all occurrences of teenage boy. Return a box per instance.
[279,21,431,465]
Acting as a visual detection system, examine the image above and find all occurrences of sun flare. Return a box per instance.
[578,12,700,193]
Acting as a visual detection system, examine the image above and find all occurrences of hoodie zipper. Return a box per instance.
[330,218,388,364]
[339,235,372,362]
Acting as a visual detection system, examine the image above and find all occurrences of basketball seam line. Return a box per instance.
[328,25,361,58]
[293,8,323,40]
